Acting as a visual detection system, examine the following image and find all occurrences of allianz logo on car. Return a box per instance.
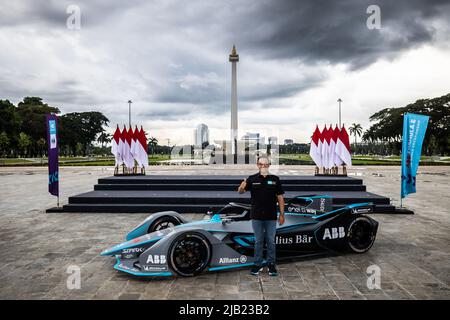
[219,256,248,264]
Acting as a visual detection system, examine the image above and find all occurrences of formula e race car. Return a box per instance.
[101,195,378,277]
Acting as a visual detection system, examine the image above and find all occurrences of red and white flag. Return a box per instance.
[309,125,322,168]
[121,126,134,169]
[335,125,352,167]
[137,126,148,168]
[327,124,338,169]
[118,125,127,166]
[130,126,139,163]
[111,125,122,167]
[333,125,343,166]
[321,125,330,169]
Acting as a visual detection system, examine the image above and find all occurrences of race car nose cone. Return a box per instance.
[100,246,119,256]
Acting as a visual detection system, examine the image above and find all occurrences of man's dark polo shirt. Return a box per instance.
[244,173,285,220]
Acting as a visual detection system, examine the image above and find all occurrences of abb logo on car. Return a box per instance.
[146,254,166,264]
[322,227,345,240]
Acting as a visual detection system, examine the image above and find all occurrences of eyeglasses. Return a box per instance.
[257,163,270,167]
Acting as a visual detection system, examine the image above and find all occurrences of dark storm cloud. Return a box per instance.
[4,0,447,68]
[0,1,145,28]
[226,0,450,68]
[1,0,449,121]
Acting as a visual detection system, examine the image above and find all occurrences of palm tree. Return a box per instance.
[37,137,46,159]
[149,137,158,156]
[97,132,112,148]
[349,123,363,148]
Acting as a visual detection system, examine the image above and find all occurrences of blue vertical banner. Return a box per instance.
[46,114,59,199]
[401,113,429,199]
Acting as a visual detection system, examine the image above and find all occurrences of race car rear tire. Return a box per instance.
[346,216,377,253]
[168,232,211,277]
[149,216,181,232]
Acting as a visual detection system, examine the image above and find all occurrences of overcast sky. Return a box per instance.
[1,0,449,145]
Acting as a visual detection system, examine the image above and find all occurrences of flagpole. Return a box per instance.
[128,100,132,127]
[337,98,342,128]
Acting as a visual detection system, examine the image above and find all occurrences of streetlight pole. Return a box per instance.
[337,98,342,128]
[128,100,132,127]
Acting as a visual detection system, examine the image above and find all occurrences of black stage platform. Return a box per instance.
[51,175,411,214]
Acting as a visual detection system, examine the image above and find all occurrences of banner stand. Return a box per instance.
[46,113,60,210]
[400,113,429,206]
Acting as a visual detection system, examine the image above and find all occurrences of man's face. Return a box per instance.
[257,159,270,172]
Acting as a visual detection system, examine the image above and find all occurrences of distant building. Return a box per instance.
[284,139,294,145]
[268,136,278,145]
[241,132,265,146]
[194,124,209,147]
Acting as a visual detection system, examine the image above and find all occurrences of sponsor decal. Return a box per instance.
[319,198,326,212]
[146,254,166,264]
[122,248,144,254]
[122,247,144,259]
[276,235,313,244]
[49,120,57,149]
[219,255,248,264]
[287,206,316,214]
[352,207,372,214]
[296,234,313,243]
[142,265,167,272]
[323,227,345,240]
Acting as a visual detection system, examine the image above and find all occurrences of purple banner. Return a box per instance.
[46,114,59,197]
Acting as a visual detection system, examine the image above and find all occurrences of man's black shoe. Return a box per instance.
[250,265,263,275]
[268,264,278,276]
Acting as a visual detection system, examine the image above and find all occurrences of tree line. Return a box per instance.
[1,93,448,158]
[0,97,109,157]
[361,93,450,156]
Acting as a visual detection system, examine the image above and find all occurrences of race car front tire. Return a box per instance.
[168,232,211,277]
[148,216,181,232]
[346,216,377,253]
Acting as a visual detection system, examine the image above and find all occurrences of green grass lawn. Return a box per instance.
[0,158,34,165]
[0,154,172,166]
[1,154,448,166]
[278,154,450,166]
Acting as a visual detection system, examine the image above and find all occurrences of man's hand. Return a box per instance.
[238,179,247,194]
[278,213,285,225]
[277,194,285,225]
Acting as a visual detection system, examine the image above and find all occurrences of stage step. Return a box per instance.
[68,190,390,205]
[51,174,407,214]
[97,175,364,185]
[94,183,366,192]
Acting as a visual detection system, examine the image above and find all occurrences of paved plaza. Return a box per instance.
[0,165,449,300]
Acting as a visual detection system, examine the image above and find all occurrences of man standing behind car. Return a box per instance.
[238,155,285,276]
